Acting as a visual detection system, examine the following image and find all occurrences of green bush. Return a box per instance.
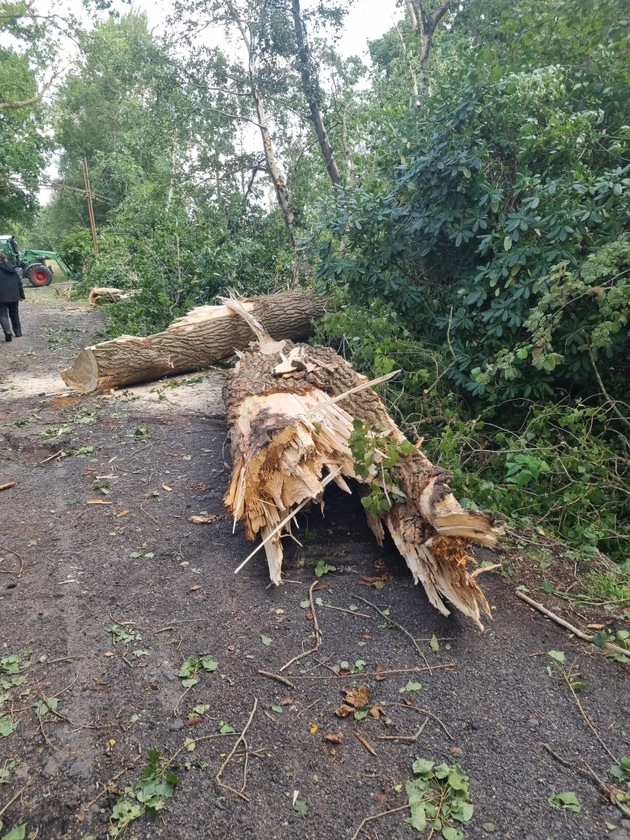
[83,196,294,336]
[310,58,630,404]
[316,301,629,563]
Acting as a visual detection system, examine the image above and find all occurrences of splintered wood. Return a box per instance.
[223,300,503,628]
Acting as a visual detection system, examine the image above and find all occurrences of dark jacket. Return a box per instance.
[0,262,25,304]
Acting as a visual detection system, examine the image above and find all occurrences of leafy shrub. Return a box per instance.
[317,301,629,562]
[83,196,294,336]
[310,57,630,404]
[59,229,94,274]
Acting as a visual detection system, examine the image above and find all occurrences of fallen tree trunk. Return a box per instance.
[61,290,328,394]
[88,287,140,306]
[222,301,503,628]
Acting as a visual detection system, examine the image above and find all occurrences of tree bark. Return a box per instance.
[223,316,502,628]
[61,290,327,394]
[290,0,343,188]
[226,2,296,245]
[408,0,450,94]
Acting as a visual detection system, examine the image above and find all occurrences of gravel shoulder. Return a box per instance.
[1,286,628,840]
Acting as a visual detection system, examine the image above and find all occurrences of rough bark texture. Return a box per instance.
[61,290,327,394]
[223,329,503,629]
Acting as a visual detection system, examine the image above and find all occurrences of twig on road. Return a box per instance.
[279,581,322,672]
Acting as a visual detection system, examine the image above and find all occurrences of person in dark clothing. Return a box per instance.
[0,253,25,342]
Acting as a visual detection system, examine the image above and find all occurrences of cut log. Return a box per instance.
[222,302,503,629]
[88,287,140,306]
[61,290,328,394]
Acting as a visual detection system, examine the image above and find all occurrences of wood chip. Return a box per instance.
[87,499,112,505]
[0,481,16,492]
[354,731,377,756]
[189,515,219,524]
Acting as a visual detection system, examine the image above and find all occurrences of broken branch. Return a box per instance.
[515,590,630,658]
[215,697,258,801]
[279,581,322,672]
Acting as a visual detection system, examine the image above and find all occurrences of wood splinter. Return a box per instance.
[222,297,503,629]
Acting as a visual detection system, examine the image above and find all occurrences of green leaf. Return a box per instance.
[178,657,197,677]
[0,716,18,737]
[455,802,474,822]
[314,561,336,577]
[591,631,610,649]
[200,657,218,671]
[430,635,440,653]
[293,799,309,818]
[483,824,497,832]
[35,697,59,717]
[271,704,283,714]
[2,826,27,840]
[447,767,469,792]
[400,681,422,693]
[0,760,16,785]
[406,803,427,831]
[412,759,435,776]
[442,827,463,840]
[0,657,21,675]
[548,791,581,812]
[219,724,235,734]
[547,650,565,663]
[260,635,272,646]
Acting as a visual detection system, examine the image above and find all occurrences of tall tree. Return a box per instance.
[404,0,451,94]
[49,12,184,233]
[223,0,296,243]
[0,0,64,225]
[290,0,342,188]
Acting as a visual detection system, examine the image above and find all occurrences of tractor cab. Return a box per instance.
[0,236,21,262]
[0,235,55,287]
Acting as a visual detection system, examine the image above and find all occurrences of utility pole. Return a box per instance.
[82,157,99,253]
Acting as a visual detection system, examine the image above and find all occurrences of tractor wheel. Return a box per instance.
[25,264,53,287]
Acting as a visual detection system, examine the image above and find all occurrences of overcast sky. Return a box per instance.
[125,0,402,59]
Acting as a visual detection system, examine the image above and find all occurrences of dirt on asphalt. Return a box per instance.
[0,284,629,840]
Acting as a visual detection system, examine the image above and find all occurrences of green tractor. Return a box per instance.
[0,235,78,287]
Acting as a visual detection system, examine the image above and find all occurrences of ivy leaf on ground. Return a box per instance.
[548,791,581,812]
[400,681,422,693]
